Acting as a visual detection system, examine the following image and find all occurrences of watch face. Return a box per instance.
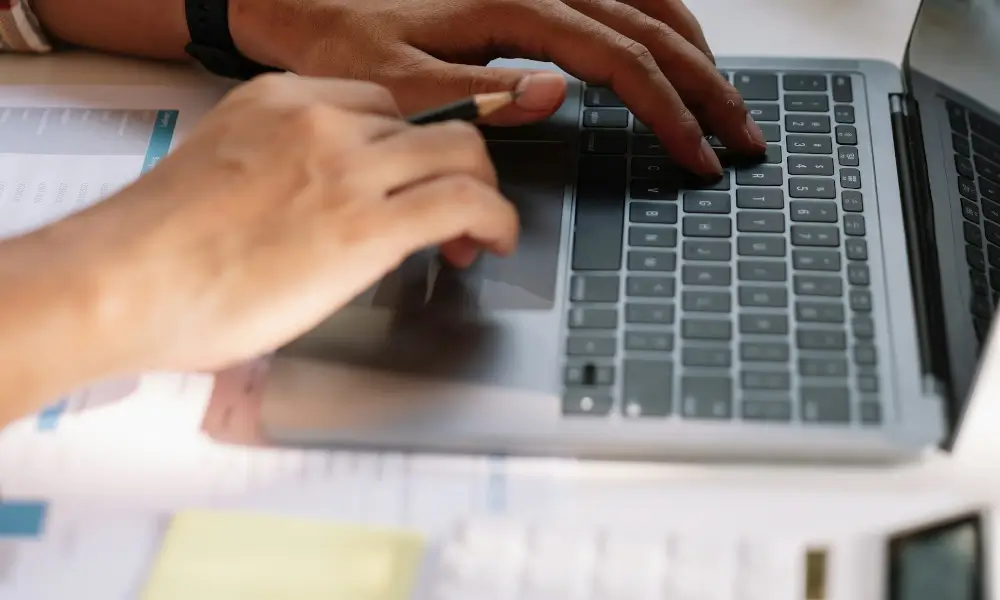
[888,513,986,600]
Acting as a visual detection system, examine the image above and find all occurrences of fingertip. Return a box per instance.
[480,72,567,127]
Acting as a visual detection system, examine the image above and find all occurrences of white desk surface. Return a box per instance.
[2,0,1000,564]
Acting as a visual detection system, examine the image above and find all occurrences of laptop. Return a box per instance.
[254,0,1000,463]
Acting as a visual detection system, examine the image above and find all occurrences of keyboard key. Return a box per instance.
[758,123,781,143]
[787,135,833,154]
[788,155,834,176]
[793,249,841,271]
[840,168,862,189]
[966,222,983,247]
[568,307,618,329]
[947,101,968,134]
[963,200,982,223]
[626,303,675,324]
[630,202,677,224]
[785,115,831,134]
[683,216,732,238]
[846,238,868,260]
[740,342,790,362]
[736,188,784,209]
[746,103,780,121]
[844,215,866,236]
[564,364,615,385]
[683,290,731,313]
[563,389,614,416]
[626,276,674,298]
[623,360,673,417]
[738,260,787,282]
[796,301,845,323]
[734,72,779,101]
[573,156,626,270]
[631,157,671,178]
[682,347,732,367]
[570,275,620,302]
[583,87,624,107]
[683,191,731,214]
[741,370,791,390]
[737,211,785,233]
[739,286,788,308]
[583,109,628,128]
[625,331,674,351]
[682,265,732,286]
[631,135,666,156]
[972,293,991,319]
[794,275,843,297]
[958,177,977,200]
[955,134,971,157]
[973,136,1000,166]
[969,111,1000,141]
[860,401,882,424]
[630,178,677,201]
[763,143,783,164]
[832,74,853,102]
[742,398,792,422]
[789,177,837,199]
[834,105,855,124]
[784,74,827,92]
[797,329,847,350]
[800,358,848,377]
[567,336,617,356]
[848,264,871,286]
[736,165,784,186]
[683,240,731,261]
[801,387,850,423]
[854,344,877,365]
[739,314,788,334]
[838,146,859,167]
[629,226,677,248]
[976,155,1000,183]
[627,250,677,272]
[853,315,875,339]
[835,126,858,145]
[986,222,1000,246]
[738,235,786,256]
[988,244,1000,268]
[790,200,838,223]
[850,289,873,311]
[580,130,628,154]
[842,191,864,212]
[682,318,732,340]
[956,155,976,180]
[784,94,829,112]
[858,376,879,393]
[680,377,733,419]
[791,225,840,247]
[981,177,1000,202]
[633,120,651,134]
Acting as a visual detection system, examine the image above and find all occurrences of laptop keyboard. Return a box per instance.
[564,71,883,426]
[949,101,1000,343]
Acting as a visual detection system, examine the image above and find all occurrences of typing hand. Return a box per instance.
[228,0,766,177]
[57,74,518,374]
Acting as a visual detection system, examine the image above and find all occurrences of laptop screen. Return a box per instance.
[906,0,1000,119]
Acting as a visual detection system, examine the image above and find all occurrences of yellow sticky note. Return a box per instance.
[139,510,425,600]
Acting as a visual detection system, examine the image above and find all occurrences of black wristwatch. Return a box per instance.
[184,0,281,80]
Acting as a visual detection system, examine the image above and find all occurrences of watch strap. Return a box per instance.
[184,0,280,80]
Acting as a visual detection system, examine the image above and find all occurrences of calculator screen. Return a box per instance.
[888,513,985,600]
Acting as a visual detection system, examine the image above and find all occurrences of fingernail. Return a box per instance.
[745,114,766,147]
[699,138,723,175]
[514,73,567,112]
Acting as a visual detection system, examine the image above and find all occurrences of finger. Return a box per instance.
[439,237,481,267]
[391,53,568,126]
[358,120,498,195]
[480,0,721,175]
[617,0,714,62]
[566,0,765,155]
[244,72,403,118]
[382,175,519,261]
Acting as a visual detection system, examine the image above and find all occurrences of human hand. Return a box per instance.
[229,0,765,177]
[54,74,518,375]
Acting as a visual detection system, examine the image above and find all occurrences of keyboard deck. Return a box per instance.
[563,71,883,426]
[950,101,1000,343]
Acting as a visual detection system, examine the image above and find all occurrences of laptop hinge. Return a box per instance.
[889,94,954,407]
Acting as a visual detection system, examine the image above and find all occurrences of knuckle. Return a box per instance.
[438,174,488,203]
[721,84,748,113]
[288,102,341,138]
[617,38,657,72]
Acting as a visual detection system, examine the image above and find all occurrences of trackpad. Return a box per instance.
[277,141,570,390]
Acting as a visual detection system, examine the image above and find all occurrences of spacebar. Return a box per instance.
[572,155,626,271]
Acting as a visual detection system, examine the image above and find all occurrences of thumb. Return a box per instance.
[397,60,568,126]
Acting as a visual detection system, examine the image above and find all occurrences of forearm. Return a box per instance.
[31,0,189,60]
[0,227,122,430]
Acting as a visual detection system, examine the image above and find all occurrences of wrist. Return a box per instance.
[228,0,303,71]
